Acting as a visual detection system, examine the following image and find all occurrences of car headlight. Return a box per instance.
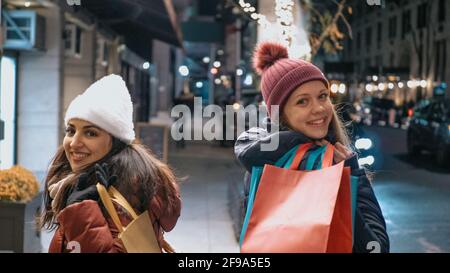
[358,156,375,166]
[355,138,373,150]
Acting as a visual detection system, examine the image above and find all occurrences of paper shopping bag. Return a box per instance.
[241,143,353,253]
[97,184,173,253]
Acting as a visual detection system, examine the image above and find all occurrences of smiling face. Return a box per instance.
[63,119,113,172]
[282,80,333,140]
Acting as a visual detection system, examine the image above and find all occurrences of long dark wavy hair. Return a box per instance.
[40,137,179,231]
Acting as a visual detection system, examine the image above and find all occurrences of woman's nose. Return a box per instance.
[311,101,326,114]
[69,133,83,148]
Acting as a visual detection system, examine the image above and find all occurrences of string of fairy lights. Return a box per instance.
[238,0,298,50]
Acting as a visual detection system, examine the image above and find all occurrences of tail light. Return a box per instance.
[408,108,414,117]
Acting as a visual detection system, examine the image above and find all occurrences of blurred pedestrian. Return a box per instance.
[41,74,181,253]
[235,42,389,253]
[388,107,396,127]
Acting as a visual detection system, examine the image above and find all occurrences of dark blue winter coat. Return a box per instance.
[234,126,390,253]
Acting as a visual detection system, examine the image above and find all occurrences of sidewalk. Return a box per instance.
[164,141,243,252]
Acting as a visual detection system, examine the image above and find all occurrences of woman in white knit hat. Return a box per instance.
[40,74,181,253]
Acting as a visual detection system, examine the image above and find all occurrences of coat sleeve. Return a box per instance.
[48,227,64,253]
[56,200,122,253]
[345,156,390,253]
[234,127,310,172]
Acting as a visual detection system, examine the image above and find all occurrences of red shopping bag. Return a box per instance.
[327,165,352,252]
[241,143,352,253]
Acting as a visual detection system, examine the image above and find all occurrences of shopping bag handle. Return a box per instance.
[97,183,125,233]
[289,143,335,170]
[322,144,335,168]
[109,186,139,219]
[97,183,174,253]
[97,183,140,220]
[289,143,312,170]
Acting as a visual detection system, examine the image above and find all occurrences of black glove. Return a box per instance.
[65,163,117,207]
[95,163,117,188]
[66,172,98,207]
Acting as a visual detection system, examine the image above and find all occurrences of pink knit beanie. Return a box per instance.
[253,42,329,118]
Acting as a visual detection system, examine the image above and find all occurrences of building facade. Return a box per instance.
[343,0,450,105]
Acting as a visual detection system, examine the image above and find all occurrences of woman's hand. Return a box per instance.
[95,163,117,188]
[65,163,117,207]
[66,173,98,206]
[334,142,353,163]
[314,140,353,164]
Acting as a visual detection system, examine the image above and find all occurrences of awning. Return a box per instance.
[80,0,183,60]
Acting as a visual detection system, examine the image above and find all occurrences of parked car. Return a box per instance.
[407,99,450,166]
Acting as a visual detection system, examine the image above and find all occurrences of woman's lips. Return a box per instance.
[306,117,327,127]
[71,152,89,162]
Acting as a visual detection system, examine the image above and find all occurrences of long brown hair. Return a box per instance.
[330,104,352,148]
[40,138,179,231]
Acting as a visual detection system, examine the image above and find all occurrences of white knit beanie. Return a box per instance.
[64,74,135,144]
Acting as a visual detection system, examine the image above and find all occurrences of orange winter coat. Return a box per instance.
[48,189,181,253]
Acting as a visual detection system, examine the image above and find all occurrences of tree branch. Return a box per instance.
[339,12,352,39]
[310,0,347,57]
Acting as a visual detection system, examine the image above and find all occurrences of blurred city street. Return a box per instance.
[363,126,450,253]
[1,0,450,253]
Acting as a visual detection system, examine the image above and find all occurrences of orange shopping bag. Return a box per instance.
[241,143,352,253]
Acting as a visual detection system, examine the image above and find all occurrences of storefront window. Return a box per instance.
[0,55,17,169]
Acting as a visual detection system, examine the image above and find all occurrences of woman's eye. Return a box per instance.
[86,130,98,137]
[319,93,329,100]
[65,128,75,136]
[297,99,307,105]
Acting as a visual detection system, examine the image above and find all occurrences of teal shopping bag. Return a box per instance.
[350,176,358,241]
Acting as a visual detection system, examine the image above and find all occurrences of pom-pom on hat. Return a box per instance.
[64,74,135,144]
[253,42,329,118]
